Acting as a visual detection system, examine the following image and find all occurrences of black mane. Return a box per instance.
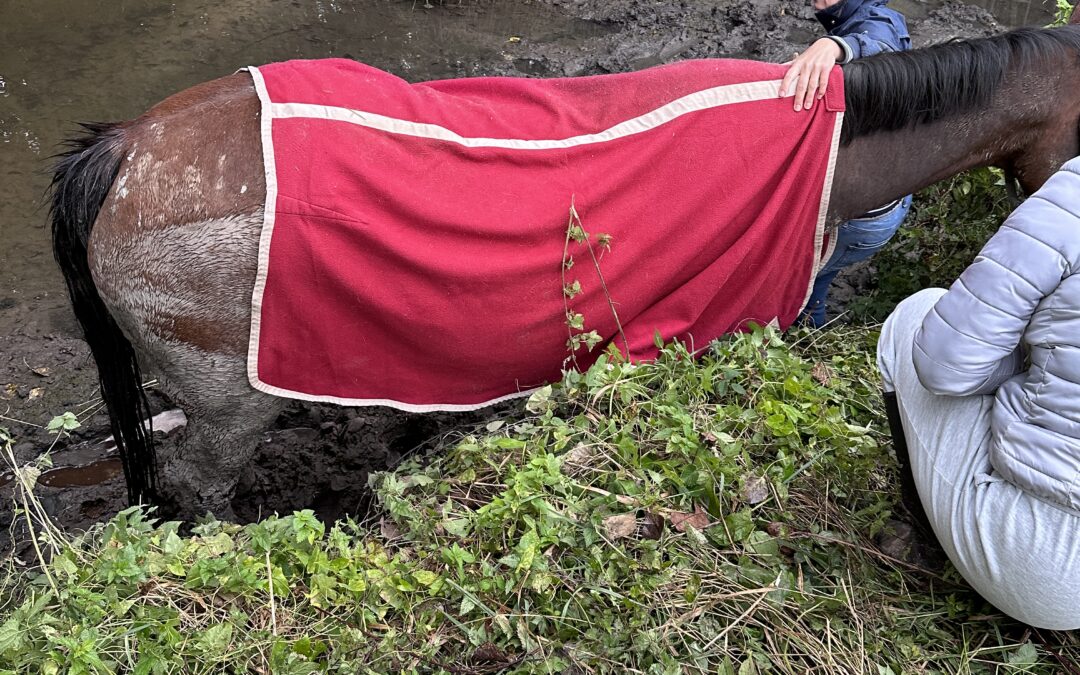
[840,25,1080,144]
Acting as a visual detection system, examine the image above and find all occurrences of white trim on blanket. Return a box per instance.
[246,66,282,403]
[252,381,541,414]
[267,79,783,150]
[800,111,845,312]
[244,66,843,412]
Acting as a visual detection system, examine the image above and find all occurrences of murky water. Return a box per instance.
[0,0,606,337]
[0,458,123,490]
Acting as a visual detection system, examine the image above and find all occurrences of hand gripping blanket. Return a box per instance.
[247,58,844,411]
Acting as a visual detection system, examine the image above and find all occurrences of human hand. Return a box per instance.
[779,37,842,112]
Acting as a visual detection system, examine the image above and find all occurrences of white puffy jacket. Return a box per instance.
[914,157,1080,512]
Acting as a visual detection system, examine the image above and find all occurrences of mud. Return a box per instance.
[0,334,498,554]
[0,0,1038,545]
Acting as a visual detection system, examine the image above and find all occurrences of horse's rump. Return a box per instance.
[246,58,844,411]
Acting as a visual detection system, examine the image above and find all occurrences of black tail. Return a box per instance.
[49,123,157,505]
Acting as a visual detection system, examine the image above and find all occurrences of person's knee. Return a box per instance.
[877,288,948,389]
[889,288,948,327]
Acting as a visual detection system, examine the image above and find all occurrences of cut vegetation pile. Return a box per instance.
[1,170,1077,673]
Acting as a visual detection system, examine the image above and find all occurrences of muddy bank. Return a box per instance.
[1,333,501,554]
[519,0,1003,76]
[0,0,1018,545]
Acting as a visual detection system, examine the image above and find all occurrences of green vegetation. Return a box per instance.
[3,169,1078,672]
[2,318,1078,673]
[1056,0,1077,26]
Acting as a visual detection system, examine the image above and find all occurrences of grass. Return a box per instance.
[0,168,1074,673]
[1,316,1078,673]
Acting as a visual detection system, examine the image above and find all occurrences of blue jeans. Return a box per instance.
[800,194,913,327]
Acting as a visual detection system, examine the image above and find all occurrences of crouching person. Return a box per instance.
[876,157,1080,629]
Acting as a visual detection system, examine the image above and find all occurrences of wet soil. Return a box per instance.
[0,0,1042,546]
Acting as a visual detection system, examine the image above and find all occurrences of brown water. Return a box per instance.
[0,458,123,489]
[0,0,607,337]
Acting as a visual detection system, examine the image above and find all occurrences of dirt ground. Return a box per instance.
[0,0,1006,551]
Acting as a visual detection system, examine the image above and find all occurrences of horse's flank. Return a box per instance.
[58,75,268,506]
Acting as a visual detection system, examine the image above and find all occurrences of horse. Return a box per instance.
[49,17,1080,520]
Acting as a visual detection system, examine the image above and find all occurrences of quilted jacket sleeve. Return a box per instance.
[912,163,1080,396]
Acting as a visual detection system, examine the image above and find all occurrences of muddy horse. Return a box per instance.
[50,19,1080,519]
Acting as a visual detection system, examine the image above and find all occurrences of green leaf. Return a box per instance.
[738,658,758,675]
[1007,642,1039,666]
[166,561,186,577]
[525,385,552,414]
[515,529,540,573]
[46,412,80,433]
[0,618,23,655]
[52,553,78,579]
[443,518,471,538]
[582,330,603,351]
[162,530,184,556]
[723,509,756,545]
[202,532,235,556]
[198,622,233,655]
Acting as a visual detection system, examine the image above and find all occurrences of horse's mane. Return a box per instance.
[840,25,1080,145]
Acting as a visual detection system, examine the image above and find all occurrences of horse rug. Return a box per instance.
[246,58,845,411]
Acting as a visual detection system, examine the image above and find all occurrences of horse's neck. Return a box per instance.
[827,115,1030,224]
[826,63,1075,224]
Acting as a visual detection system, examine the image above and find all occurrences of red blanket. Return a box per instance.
[247,58,844,411]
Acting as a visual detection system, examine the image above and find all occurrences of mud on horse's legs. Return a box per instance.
[155,354,285,520]
[88,206,279,519]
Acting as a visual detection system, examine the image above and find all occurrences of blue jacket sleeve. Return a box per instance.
[838,23,906,60]
[818,0,911,62]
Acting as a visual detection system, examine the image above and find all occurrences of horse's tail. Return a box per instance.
[49,122,157,505]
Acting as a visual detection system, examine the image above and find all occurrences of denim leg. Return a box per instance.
[803,268,842,327]
[800,194,913,326]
